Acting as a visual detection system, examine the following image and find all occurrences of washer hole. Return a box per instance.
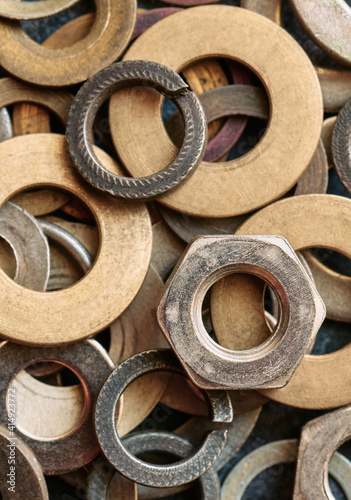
[165,57,270,162]
[328,475,347,500]
[0,237,16,280]
[242,462,295,500]
[9,187,99,291]
[21,1,95,45]
[8,362,86,440]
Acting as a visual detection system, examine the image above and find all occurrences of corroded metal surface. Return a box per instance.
[67,60,207,200]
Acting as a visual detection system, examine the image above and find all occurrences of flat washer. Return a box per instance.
[109,6,322,217]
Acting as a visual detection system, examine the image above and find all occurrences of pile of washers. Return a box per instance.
[0,0,351,498]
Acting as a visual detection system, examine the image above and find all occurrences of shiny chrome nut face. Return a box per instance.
[156,235,325,390]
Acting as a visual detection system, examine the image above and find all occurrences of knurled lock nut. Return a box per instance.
[156,235,326,390]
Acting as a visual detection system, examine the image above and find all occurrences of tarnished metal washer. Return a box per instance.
[39,220,92,274]
[67,60,207,201]
[0,202,50,291]
[109,5,322,217]
[333,98,351,194]
[294,406,351,499]
[156,236,325,390]
[0,424,49,500]
[87,432,220,499]
[0,77,73,216]
[87,460,136,500]
[0,0,136,86]
[95,349,233,488]
[160,85,327,243]
[176,402,261,473]
[229,194,351,408]
[0,0,79,20]
[221,439,351,500]
[0,134,152,346]
[0,339,114,475]
[0,106,12,141]
[289,0,351,67]
[243,0,351,112]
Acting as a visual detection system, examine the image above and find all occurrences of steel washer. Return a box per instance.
[94,349,233,488]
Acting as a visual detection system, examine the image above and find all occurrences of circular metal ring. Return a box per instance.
[0,106,12,141]
[156,236,324,390]
[0,424,49,500]
[289,0,351,67]
[0,0,136,86]
[87,432,220,499]
[242,0,351,112]
[95,349,233,488]
[39,220,92,274]
[0,134,152,346]
[294,406,351,499]
[221,439,351,499]
[109,5,322,217]
[166,83,265,164]
[124,432,221,497]
[0,202,50,291]
[0,0,79,20]
[160,85,327,243]
[66,60,207,201]
[0,339,114,475]
[227,194,351,408]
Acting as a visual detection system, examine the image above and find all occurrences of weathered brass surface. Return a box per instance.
[0,0,79,20]
[289,0,351,66]
[229,194,351,408]
[0,0,136,86]
[110,6,323,217]
[0,134,151,345]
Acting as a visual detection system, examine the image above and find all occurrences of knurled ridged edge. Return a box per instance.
[333,99,351,193]
[94,350,229,487]
[67,61,206,200]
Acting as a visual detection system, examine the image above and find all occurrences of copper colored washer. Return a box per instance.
[289,0,351,67]
[0,0,79,20]
[227,194,351,408]
[0,425,49,499]
[0,134,151,346]
[110,6,322,217]
[243,0,351,112]
[0,0,136,86]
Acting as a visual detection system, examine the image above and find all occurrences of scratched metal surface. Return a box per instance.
[4,0,351,498]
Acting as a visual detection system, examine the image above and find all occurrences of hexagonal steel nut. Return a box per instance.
[155,235,325,390]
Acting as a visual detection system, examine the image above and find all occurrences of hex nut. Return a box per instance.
[156,235,326,390]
